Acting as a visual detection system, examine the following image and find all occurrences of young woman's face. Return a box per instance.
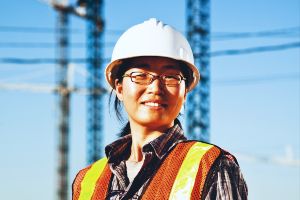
[115,56,187,130]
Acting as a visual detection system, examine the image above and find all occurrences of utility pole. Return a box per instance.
[186,0,210,142]
[40,0,105,198]
[86,0,105,164]
[56,3,70,200]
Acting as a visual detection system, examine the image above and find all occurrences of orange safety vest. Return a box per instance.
[72,141,221,200]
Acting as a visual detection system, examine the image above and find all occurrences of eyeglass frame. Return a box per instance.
[122,71,186,86]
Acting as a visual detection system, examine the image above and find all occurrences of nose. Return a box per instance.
[147,77,164,94]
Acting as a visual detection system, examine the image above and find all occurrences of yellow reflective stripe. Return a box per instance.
[168,142,213,200]
[79,157,108,200]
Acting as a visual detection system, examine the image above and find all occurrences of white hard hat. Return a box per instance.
[105,18,200,91]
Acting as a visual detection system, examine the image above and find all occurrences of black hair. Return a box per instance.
[178,61,193,90]
[108,60,132,122]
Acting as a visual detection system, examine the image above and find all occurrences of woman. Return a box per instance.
[73,18,248,200]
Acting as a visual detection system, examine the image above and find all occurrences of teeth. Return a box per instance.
[144,102,161,107]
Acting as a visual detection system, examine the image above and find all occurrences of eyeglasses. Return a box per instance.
[122,72,186,86]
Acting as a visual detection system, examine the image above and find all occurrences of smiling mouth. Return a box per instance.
[142,102,167,108]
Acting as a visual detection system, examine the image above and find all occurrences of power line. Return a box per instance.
[0,40,299,53]
[1,73,297,95]
[0,58,90,64]
[0,42,115,48]
[1,41,299,64]
[0,25,298,39]
[212,73,299,86]
[0,82,108,94]
[0,42,84,48]
[212,26,300,40]
[2,73,298,91]
[0,67,53,82]
[0,26,69,33]
[0,25,122,34]
[210,41,300,57]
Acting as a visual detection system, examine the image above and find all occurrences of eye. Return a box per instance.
[164,75,181,81]
[131,72,149,81]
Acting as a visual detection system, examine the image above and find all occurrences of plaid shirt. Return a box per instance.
[104,123,248,200]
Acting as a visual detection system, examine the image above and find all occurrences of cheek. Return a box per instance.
[169,85,186,102]
[122,82,143,104]
[172,87,186,110]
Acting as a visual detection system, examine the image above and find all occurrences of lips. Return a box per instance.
[141,100,167,108]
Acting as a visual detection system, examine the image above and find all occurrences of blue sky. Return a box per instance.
[0,0,299,199]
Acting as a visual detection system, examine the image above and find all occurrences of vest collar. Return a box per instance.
[105,122,186,163]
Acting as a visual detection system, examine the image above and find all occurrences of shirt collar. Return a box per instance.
[143,123,186,159]
[105,134,132,164]
[105,120,187,163]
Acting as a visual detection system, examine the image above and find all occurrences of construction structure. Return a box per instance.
[186,0,211,142]
[48,0,104,199]
[85,0,105,164]
[56,4,70,200]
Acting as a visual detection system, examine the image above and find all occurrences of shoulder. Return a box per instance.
[74,157,108,179]
[178,140,245,182]
[72,158,108,193]
[178,140,236,163]
[173,141,247,199]
[183,141,242,178]
[72,158,111,199]
[72,164,92,199]
[195,142,248,199]
[173,140,239,175]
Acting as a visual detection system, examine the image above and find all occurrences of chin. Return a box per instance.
[137,117,173,129]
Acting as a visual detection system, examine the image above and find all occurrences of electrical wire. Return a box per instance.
[0,41,115,48]
[1,41,298,64]
[210,41,300,57]
[0,26,83,34]
[0,57,90,64]
[212,73,299,86]
[0,82,108,94]
[212,26,300,40]
[0,67,54,82]
[0,25,298,39]
[0,26,122,35]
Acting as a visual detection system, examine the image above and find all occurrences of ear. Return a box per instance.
[183,88,187,102]
[114,79,124,101]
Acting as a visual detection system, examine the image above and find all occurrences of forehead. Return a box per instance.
[127,56,181,72]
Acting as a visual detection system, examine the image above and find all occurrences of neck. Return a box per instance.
[128,120,174,162]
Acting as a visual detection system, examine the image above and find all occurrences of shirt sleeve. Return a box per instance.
[202,154,248,200]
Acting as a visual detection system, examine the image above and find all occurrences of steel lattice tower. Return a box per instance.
[186,0,210,142]
[56,9,70,200]
[86,0,105,164]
